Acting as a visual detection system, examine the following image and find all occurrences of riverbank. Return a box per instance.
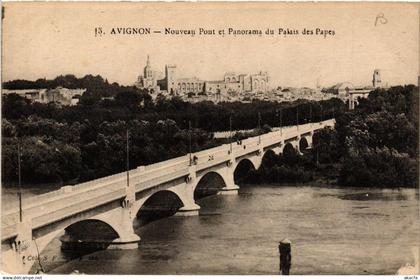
[239,182,420,196]
[241,146,418,189]
[240,160,340,186]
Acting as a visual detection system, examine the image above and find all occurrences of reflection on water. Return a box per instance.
[35,185,419,275]
[339,191,418,201]
[317,188,419,202]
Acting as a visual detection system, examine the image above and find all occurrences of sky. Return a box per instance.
[2,2,419,88]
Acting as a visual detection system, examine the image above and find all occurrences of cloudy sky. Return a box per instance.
[2,2,419,88]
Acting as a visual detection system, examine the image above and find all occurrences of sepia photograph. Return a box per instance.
[0,2,419,276]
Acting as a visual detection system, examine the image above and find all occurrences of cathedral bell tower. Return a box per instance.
[144,55,153,78]
[372,69,382,88]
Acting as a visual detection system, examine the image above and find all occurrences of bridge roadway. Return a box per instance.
[1,119,334,274]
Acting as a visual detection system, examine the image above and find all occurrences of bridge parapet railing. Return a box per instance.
[243,137,259,147]
[2,179,129,240]
[2,168,131,218]
[138,120,334,175]
[143,155,189,171]
[3,176,128,220]
[5,152,201,217]
[135,167,190,192]
[192,144,232,165]
[196,153,232,171]
[132,161,189,186]
[234,141,261,158]
[240,136,259,147]
[30,187,128,231]
[194,144,228,158]
[259,120,335,148]
[20,169,129,209]
[10,153,195,213]
[42,180,124,216]
[3,162,195,235]
[262,135,282,147]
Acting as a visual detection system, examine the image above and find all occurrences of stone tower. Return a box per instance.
[144,55,153,78]
[165,65,177,94]
[372,69,382,88]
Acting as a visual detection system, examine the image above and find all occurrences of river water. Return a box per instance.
[30,185,419,274]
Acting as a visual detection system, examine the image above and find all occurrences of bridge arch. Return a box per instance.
[194,171,227,200]
[282,142,298,155]
[60,219,120,250]
[236,157,258,170]
[262,148,277,159]
[30,217,133,273]
[135,190,184,227]
[299,137,309,152]
[234,158,257,183]
[280,141,302,166]
[260,149,278,169]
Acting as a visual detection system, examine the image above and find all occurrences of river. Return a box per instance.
[17,185,420,274]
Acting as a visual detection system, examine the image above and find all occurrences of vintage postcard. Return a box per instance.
[1,2,419,276]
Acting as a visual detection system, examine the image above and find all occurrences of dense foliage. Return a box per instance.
[244,147,315,184]
[2,75,344,186]
[336,85,418,187]
[251,85,419,188]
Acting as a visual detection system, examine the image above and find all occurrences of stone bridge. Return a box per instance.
[1,119,335,274]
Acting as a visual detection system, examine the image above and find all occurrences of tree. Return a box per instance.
[312,127,340,164]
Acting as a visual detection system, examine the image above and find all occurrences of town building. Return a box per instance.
[205,72,269,95]
[321,69,385,109]
[372,69,382,88]
[135,56,270,100]
[135,55,162,94]
[42,87,85,105]
[2,87,85,106]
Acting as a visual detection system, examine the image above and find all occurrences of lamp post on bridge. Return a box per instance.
[258,112,261,145]
[280,108,283,136]
[276,108,283,136]
[229,113,233,153]
[126,129,130,187]
[188,121,192,165]
[17,142,22,222]
[296,106,299,131]
[309,103,312,126]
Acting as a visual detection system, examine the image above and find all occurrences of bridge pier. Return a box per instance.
[108,235,141,250]
[174,186,201,216]
[218,159,240,195]
[175,203,201,216]
[106,206,141,249]
[218,185,240,195]
[306,135,313,149]
[174,168,201,216]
